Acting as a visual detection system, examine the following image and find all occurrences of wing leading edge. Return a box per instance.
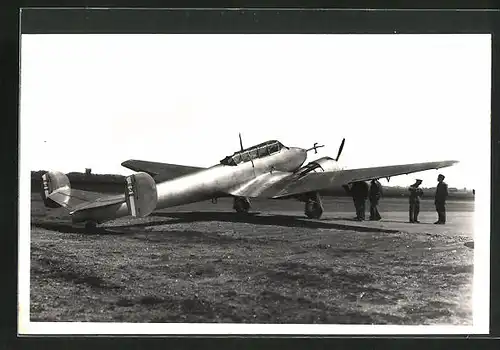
[273,160,459,198]
[121,159,205,182]
[224,160,459,199]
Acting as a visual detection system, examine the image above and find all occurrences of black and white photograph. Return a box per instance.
[18,20,491,334]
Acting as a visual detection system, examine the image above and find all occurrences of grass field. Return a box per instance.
[29,193,474,325]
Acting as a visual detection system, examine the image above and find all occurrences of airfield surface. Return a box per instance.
[29,195,474,325]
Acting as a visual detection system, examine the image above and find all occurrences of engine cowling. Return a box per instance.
[297,156,340,176]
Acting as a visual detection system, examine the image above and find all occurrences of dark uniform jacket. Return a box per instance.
[351,181,369,200]
[408,185,423,203]
[435,182,449,203]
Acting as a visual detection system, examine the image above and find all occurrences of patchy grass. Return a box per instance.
[28,195,473,324]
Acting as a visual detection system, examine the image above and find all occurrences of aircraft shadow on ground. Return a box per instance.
[32,221,171,235]
[150,211,399,233]
[32,213,399,234]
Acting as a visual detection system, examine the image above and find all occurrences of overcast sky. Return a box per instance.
[20,34,491,189]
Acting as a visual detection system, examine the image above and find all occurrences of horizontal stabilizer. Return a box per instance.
[125,172,158,218]
[41,171,126,213]
[69,193,127,214]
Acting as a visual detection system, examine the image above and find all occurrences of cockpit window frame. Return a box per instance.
[220,140,285,166]
[258,145,269,158]
[268,142,280,155]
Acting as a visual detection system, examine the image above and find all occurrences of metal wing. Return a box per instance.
[270,160,459,198]
[226,160,458,199]
[121,159,205,181]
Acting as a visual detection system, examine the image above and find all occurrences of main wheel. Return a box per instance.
[233,197,251,213]
[305,200,323,219]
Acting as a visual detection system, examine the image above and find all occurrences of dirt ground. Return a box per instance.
[29,194,474,325]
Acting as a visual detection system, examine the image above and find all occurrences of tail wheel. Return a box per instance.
[233,197,251,213]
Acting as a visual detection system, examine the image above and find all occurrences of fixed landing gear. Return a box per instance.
[304,192,324,219]
[233,196,251,214]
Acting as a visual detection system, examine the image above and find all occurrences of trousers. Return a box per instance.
[435,201,446,223]
[369,199,381,220]
[354,198,366,219]
[409,201,420,222]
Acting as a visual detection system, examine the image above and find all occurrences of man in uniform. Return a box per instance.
[351,181,369,221]
[408,179,424,223]
[369,179,383,221]
[434,174,449,224]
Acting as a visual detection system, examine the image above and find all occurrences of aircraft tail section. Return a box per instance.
[69,172,157,224]
[40,171,158,222]
[40,171,126,214]
[125,172,158,217]
[40,171,72,209]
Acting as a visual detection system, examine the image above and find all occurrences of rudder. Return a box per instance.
[40,171,71,208]
[125,172,158,217]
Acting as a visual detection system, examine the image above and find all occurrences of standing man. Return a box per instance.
[408,179,424,223]
[351,181,369,221]
[434,174,449,224]
[369,179,383,221]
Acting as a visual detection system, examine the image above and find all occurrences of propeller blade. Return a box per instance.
[239,132,253,168]
[335,138,345,161]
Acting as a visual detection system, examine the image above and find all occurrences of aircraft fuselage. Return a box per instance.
[72,146,307,224]
[155,146,306,208]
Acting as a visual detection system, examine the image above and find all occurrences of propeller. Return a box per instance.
[238,132,254,168]
[335,138,345,161]
[306,142,325,154]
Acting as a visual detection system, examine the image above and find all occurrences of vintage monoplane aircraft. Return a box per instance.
[40,136,458,230]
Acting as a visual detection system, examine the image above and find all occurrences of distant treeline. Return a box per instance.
[31,170,126,194]
[321,186,474,200]
[30,170,475,200]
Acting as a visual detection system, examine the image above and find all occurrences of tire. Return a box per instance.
[233,197,251,213]
[305,201,323,219]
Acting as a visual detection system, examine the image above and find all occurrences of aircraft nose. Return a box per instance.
[291,147,307,168]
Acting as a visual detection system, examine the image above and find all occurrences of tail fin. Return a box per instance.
[40,171,71,208]
[125,172,157,217]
